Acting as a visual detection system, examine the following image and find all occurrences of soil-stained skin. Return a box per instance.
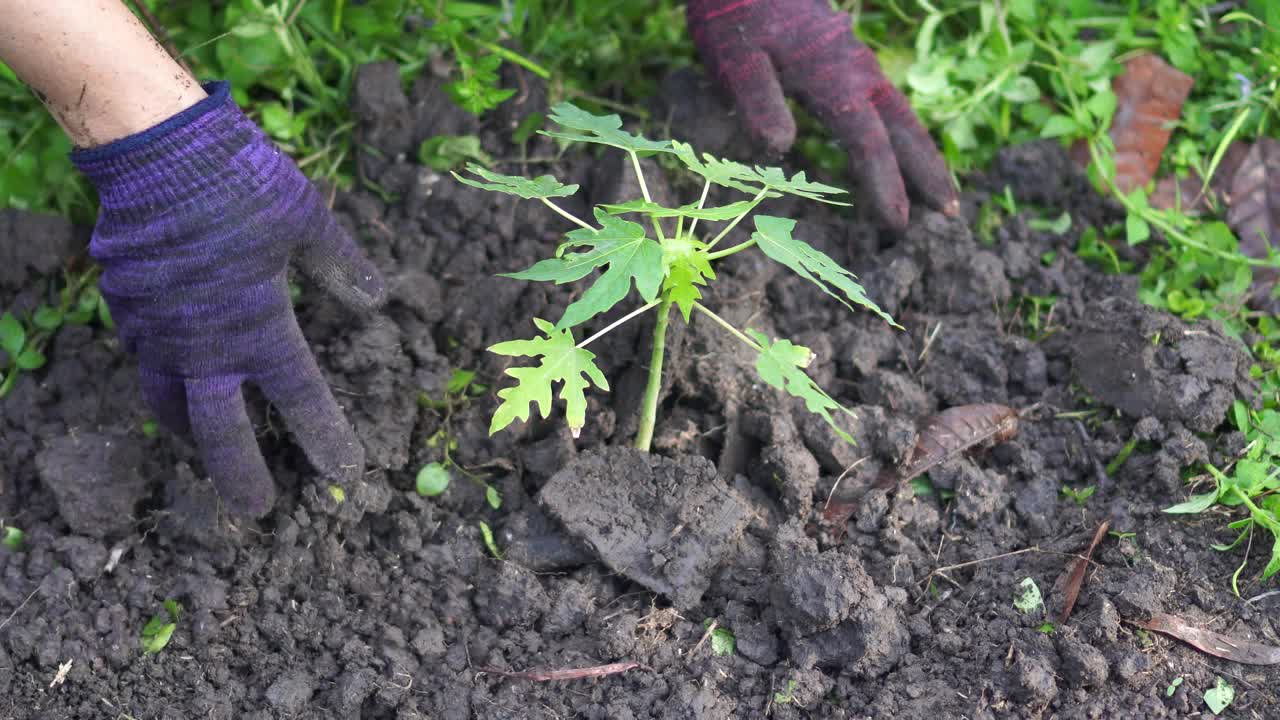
[1,63,1276,719]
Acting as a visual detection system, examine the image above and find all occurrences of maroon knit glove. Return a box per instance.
[687,0,958,229]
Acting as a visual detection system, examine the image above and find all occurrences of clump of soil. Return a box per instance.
[2,62,1277,719]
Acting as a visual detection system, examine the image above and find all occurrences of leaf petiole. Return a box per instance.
[705,188,769,250]
[577,299,660,349]
[687,178,712,239]
[628,150,667,241]
[540,197,595,231]
[692,301,763,352]
[706,239,756,261]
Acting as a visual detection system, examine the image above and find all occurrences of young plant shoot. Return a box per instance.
[454,102,896,451]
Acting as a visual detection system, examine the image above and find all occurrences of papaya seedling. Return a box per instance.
[140,599,182,655]
[454,102,896,450]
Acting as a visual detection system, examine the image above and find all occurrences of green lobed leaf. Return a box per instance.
[540,101,672,154]
[671,141,849,203]
[599,198,758,221]
[749,330,854,444]
[662,236,715,322]
[451,163,579,199]
[488,318,610,436]
[505,209,664,329]
[751,215,898,326]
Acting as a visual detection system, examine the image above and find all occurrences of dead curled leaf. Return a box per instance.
[1070,54,1194,193]
[1225,138,1280,300]
[879,403,1019,489]
[1053,520,1109,625]
[1136,613,1280,666]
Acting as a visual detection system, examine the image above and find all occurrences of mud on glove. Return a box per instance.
[73,82,385,518]
[687,0,958,229]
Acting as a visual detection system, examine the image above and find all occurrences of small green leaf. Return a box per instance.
[750,330,854,444]
[15,349,45,370]
[447,369,477,395]
[451,163,579,199]
[418,135,493,172]
[478,520,503,559]
[32,306,63,330]
[1232,400,1250,434]
[751,216,897,326]
[0,311,25,357]
[1125,214,1150,245]
[328,485,346,504]
[415,462,450,497]
[1164,489,1220,514]
[1037,622,1056,635]
[485,485,502,510]
[488,319,610,437]
[1167,677,1183,697]
[662,235,715,322]
[1040,114,1081,138]
[506,209,664,329]
[1203,677,1234,715]
[1,526,23,551]
[599,198,758,221]
[1263,534,1280,580]
[141,420,158,438]
[1014,577,1044,614]
[540,102,672,155]
[163,599,182,621]
[710,627,735,656]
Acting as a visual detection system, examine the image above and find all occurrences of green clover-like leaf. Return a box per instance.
[488,318,610,436]
[752,215,897,326]
[749,330,854,443]
[504,209,664,329]
[540,102,672,155]
[451,163,579,199]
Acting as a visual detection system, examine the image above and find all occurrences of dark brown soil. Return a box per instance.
[2,62,1278,719]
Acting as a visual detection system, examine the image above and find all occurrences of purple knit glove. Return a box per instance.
[72,82,385,518]
[688,0,958,229]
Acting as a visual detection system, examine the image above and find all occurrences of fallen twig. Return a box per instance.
[482,661,644,682]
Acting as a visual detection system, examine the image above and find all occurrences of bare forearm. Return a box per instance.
[0,0,206,147]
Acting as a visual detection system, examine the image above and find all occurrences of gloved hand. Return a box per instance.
[687,0,958,229]
[73,82,385,518]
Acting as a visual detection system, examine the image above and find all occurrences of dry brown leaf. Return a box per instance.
[821,404,1019,529]
[1109,55,1195,192]
[1070,55,1194,193]
[882,403,1019,488]
[1225,137,1280,301]
[1137,613,1280,666]
[1053,520,1109,625]
[483,661,643,681]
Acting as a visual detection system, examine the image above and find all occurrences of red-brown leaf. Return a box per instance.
[1137,614,1280,665]
[1053,520,1109,624]
[1108,55,1195,193]
[883,403,1019,488]
[1225,138,1280,301]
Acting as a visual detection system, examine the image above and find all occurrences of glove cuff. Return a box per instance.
[72,81,280,225]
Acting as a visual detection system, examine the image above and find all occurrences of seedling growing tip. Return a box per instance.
[454,102,896,450]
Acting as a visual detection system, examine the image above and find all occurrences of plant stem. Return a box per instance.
[577,299,660,349]
[705,188,768,250]
[692,301,763,352]
[633,294,674,452]
[706,239,756,261]
[540,198,595,231]
[687,178,711,239]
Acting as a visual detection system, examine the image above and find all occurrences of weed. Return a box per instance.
[1060,485,1096,506]
[1013,577,1044,614]
[1,268,110,398]
[418,368,499,506]
[478,520,502,559]
[458,102,893,449]
[1166,676,1183,697]
[702,620,735,657]
[1203,676,1234,715]
[1165,400,1280,594]
[1,525,23,551]
[773,679,799,706]
[1037,622,1056,635]
[417,135,492,172]
[415,462,450,498]
[140,599,182,655]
